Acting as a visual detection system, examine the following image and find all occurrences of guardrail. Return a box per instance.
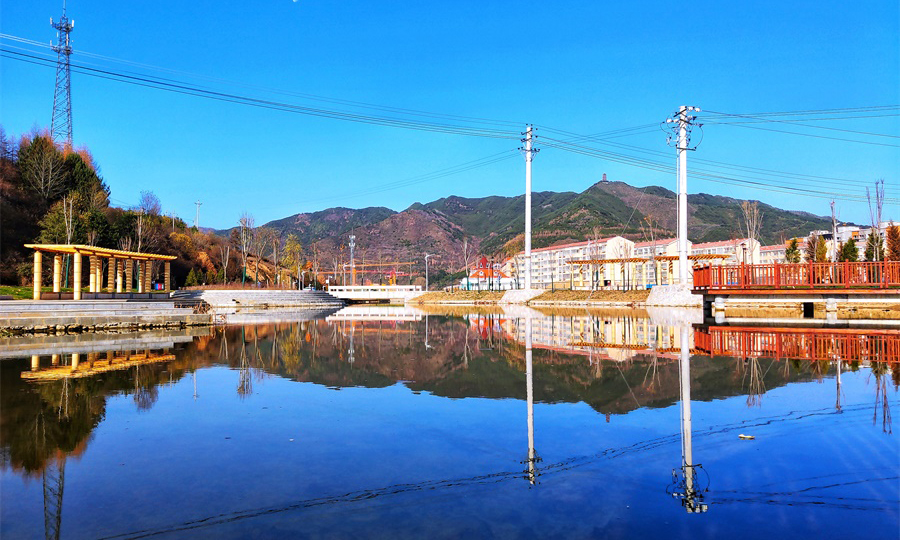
[693,261,900,291]
[694,326,900,363]
[328,285,422,293]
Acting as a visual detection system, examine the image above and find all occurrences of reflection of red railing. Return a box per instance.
[693,261,900,291]
[694,327,900,363]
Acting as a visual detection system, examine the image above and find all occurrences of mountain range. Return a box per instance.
[249,180,835,276]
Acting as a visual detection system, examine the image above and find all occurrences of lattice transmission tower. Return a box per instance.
[50,2,74,147]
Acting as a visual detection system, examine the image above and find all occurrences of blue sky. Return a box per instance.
[2,0,898,229]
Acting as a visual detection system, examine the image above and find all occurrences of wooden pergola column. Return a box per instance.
[107,258,115,293]
[88,256,97,293]
[73,252,82,300]
[32,251,42,300]
[126,260,134,293]
[53,254,62,293]
[115,259,123,293]
[164,262,171,291]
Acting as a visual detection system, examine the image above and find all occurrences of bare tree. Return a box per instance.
[740,201,763,251]
[135,209,145,253]
[866,179,885,262]
[139,191,162,216]
[238,213,254,283]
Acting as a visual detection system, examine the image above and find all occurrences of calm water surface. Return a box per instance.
[2,308,898,539]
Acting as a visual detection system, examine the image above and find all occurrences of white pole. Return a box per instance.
[679,324,694,500]
[677,107,689,285]
[524,125,533,290]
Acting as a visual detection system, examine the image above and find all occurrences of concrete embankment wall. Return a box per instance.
[172,289,344,308]
[0,300,211,334]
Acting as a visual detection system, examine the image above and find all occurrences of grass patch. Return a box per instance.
[531,289,651,303]
[411,291,505,303]
[0,285,53,300]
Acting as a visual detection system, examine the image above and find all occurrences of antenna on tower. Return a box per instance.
[50,1,74,148]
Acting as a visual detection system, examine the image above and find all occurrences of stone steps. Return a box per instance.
[171,289,344,308]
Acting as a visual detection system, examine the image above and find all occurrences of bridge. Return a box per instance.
[326,305,425,322]
[693,261,900,320]
[327,285,424,303]
[693,261,900,292]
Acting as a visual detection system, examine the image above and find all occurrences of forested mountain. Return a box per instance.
[0,124,842,289]
[261,179,836,280]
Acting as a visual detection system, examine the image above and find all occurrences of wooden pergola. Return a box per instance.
[25,244,176,300]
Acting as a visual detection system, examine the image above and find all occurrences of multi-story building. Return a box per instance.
[759,244,786,265]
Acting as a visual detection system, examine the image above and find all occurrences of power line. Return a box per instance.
[2,48,523,140]
[699,117,900,148]
[0,33,522,129]
[538,134,899,193]
[702,109,900,139]
[538,137,900,204]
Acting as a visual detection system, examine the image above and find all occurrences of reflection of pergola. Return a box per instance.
[25,244,176,300]
[568,254,730,288]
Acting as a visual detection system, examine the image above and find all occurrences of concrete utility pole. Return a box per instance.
[522,125,537,290]
[424,253,435,291]
[348,235,356,285]
[194,200,202,229]
[666,107,700,285]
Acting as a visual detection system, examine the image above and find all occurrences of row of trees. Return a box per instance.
[1,127,319,289]
[784,226,900,264]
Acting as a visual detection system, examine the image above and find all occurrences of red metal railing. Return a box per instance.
[694,327,900,363]
[693,261,900,290]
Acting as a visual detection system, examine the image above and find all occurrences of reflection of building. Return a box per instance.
[503,315,689,362]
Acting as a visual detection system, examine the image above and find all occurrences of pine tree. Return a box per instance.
[185,268,198,287]
[839,238,859,262]
[886,224,900,261]
[784,238,801,263]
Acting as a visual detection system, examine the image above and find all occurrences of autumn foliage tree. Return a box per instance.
[886,224,900,261]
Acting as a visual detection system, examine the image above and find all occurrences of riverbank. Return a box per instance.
[408,289,651,307]
[0,300,212,336]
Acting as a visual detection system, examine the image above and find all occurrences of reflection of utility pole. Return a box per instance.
[348,323,356,364]
[524,316,540,485]
[43,457,65,540]
[670,325,708,513]
[424,314,432,350]
[835,354,842,412]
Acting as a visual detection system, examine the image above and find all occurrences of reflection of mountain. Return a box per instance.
[206,318,826,417]
[5,317,892,477]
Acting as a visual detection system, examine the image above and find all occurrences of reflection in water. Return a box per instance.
[669,325,709,513]
[523,316,541,485]
[1,311,897,538]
